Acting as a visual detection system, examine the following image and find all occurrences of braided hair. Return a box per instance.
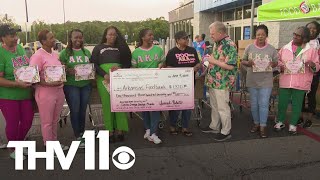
[66,29,86,57]
[137,28,152,47]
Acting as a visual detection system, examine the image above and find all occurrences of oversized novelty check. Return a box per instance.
[110,68,194,112]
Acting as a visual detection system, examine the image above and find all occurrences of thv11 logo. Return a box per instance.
[7,130,135,170]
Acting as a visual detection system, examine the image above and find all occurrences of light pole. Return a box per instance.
[63,0,67,43]
[24,0,29,44]
[250,0,255,39]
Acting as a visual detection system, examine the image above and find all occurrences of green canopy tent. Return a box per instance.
[257,0,320,22]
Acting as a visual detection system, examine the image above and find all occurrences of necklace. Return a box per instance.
[2,44,17,54]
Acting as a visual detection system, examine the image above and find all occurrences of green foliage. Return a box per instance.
[1,15,169,45]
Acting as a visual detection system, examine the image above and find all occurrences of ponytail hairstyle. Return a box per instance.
[100,26,132,68]
[137,28,152,47]
[201,33,206,41]
[66,29,86,57]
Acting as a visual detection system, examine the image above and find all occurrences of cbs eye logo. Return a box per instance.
[112,146,136,170]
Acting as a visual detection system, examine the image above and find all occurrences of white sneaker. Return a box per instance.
[274,122,285,131]
[0,143,7,149]
[289,124,297,131]
[23,148,28,156]
[147,134,162,144]
[76,137,85,149]
[289,124,297,135]
[144,129,150,139]
[10,151,26,160]
[61,144,69,151]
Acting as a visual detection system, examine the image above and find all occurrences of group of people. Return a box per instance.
[0,20,319,160]
[0,23,202,160]
[240,21,320,137]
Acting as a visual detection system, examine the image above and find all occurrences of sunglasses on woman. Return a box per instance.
[181,36,189,40]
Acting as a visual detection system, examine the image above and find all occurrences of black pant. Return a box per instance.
[302,75,319,114]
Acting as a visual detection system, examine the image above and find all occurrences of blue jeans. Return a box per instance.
[142,111,160,135]
[169,110,191,128]
[203,86,207,100]
[64,84,92,138]
[248,87,272,127]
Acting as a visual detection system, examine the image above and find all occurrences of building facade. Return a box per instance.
[169,0,194,39]
[169,0,315,49]
[194,0,262,43]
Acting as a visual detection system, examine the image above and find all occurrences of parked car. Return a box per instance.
[23,46,34,58]
[153,40,160,45]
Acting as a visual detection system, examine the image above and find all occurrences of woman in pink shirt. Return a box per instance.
[274,27,319,134]
[29,30,69,150]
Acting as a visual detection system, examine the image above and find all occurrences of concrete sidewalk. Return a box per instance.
[1,131,320,180]
[1,105,320,180]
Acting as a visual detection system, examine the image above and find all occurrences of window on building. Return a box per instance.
[223,9,235,22]
[217,12,223,21]
[235,8,242,20]
[244,2,262,19]
[243,25,258,39]
[235,27,241,43]
[229,27,235,41]
[243,5,251,19]
[243,26,251,40]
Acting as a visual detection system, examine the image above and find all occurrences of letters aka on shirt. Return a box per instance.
[165,46,200,68]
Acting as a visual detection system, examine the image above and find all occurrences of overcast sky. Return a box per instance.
[0,0,180,25]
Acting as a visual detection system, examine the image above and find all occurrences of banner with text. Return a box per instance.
[258,0,320,22]
[110,68,194,112]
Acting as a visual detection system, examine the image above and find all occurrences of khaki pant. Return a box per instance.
[208,88,232,135]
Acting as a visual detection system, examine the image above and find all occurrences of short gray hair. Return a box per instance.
[297,26,311,44]
[209,21,227,34]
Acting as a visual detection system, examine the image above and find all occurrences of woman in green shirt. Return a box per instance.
[132,29,165,144]
[0,24,34,159]
[59,29,92,147]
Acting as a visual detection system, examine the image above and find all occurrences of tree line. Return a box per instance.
[0,15,169,45]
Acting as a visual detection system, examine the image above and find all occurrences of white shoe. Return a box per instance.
[77,137,85,149]
[147,134,162,144]
[274,122,285,131]
[79,142,85,149]
[0,143,7,149]
[289,124,297,131]
[144,129,150,139]
[289,124,297,135]
[10,151,26,160]
[61,144,69,151]
[23,148,28,156]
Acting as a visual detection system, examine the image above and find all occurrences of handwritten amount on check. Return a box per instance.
[115,92,189,98]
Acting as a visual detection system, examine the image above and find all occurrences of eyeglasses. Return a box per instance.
[107,34,118,37]
[293,33,302,38]
[181,36,189,40]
